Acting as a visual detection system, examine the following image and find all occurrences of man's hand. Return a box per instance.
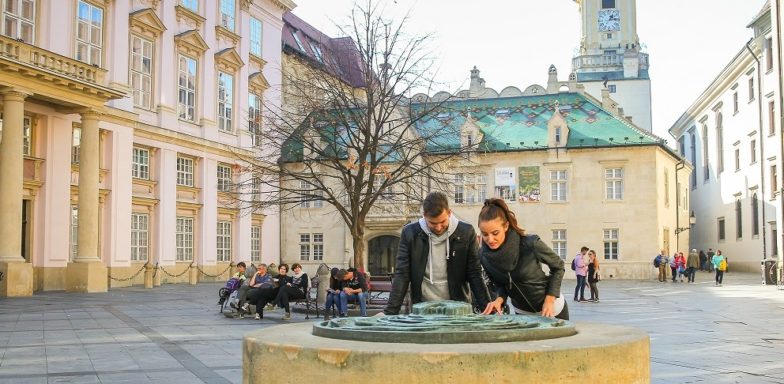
[482,297,504,315]
[540,295,556,318]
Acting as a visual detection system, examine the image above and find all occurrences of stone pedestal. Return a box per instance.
[144,263,154,289]
[66,261,108,293]
[244,322,650,384]
[0,261,33,296]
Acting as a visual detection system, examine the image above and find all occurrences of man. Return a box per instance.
[573,247,588,302]
[707,248,716,272]
[384,192,490,315]
[686,249,700,284]
[338,268,368,317]
[655,250,668,282]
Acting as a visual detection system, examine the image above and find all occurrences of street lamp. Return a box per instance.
[675,211,696,235]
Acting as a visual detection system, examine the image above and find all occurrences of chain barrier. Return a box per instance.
[196,262,234,278]
[152,262,158,279]
[158,261,194,278]
[107,262,149,282]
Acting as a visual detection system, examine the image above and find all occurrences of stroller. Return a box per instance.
[217,276,243,313]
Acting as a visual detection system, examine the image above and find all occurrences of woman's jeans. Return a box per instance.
[324,292,340,315]
[574,275,587,300]
[715,270,725,284]
[339,291,367,316]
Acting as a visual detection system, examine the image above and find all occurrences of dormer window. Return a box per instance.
[467,133,474,147]
[495,109,510,116]
[555,127,562,144]
[291,31,305,51]
[310,43,323,62]
[602,0,615,9]
[436,112,450,120]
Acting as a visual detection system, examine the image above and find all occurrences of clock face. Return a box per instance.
[598,9,620,32]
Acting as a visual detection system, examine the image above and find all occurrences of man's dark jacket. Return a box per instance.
[384,221,490,315]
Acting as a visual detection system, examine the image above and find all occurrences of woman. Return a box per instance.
[587,250,600,302]
[272,263,308,320]
[478,198,568,320]
[712,250,727,286]
[670,253,678,282]
[323,267,342,320]
[675,252,687,282]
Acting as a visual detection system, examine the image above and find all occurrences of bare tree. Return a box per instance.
[238,1,470,269]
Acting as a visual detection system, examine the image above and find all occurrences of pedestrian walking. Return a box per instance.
[712,250,727,286]
[675,252,686,282]
[687,249,700,283]
[699,250,708,271]
[707,248,716,272]
[573,247,589,302]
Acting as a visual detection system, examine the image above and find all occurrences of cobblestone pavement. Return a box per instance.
[0,271,782,383]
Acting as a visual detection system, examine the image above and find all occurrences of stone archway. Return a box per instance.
[367,235,399,276]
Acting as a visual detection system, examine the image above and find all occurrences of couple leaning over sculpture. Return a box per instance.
[383,192,568,320]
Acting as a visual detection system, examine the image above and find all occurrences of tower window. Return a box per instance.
[608,85,617,93]
[602,0,616,9]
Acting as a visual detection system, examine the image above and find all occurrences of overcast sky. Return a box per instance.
[291,1,767,140]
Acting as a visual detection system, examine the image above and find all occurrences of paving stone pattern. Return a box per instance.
[1,272,782,383]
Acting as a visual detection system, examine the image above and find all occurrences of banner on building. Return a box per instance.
[494,167,516,201]
[518,166,540,203]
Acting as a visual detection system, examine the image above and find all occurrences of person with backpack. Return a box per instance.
[477,198,568,319]
[712,250,727,286]
[573,246,589,302]
[674,252,687,282]
[654,250,667,282]
[687,249,700,284]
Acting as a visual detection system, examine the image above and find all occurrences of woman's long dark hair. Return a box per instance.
[478,198,525,236]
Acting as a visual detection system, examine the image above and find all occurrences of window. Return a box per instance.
[251,176,261,202]
[373,177,394,200]
[555,127,562,144]
[678,137,685,157]
[453,173,486,204]
[299,233,310,261]
[702,125,709,181]
[176,217,194,261]
[249,17,262,57]
[752,193,759,236]
[178,55,197,121]
[313,233,324,261]
[608,84,616,93]
[769,101,776,136]
[603,229,619,260]
[689,130,696,187]
[550,170,567,201]
[773,227,779,255]
[176,156,194,187]
[71,127,81,164]
[130,213,149,261]
[766,37,774,71]
[181,0,198,11]
[309,43,323,62]
[70,205,78,261]
[735,199,743,239]
[749,77,755,102]
[219,0,235,31]
[130,35,153,109]
[735,148,740,171]
[552,230,567,260]
[291,31,305,51]
[75,1,103,66]
[2,0,34,43]
[716,112,724,173]
[750,139,757,164]
[216,221,232,262]
[217,164,232,192]
[733,92,738,113]
[132,147,150,180]
[299,180,311,208]
[664,168,670,206]
[605,168,623,200]
[217,71,233,132]
[602,0,615,8]
[771,165,778,197]
[250,225,261,262]
[249,93,262,147]
[718,217,726,241]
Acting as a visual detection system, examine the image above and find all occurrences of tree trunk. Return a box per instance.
[351,227,366,271]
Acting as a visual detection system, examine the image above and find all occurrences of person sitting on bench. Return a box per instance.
[338,268,368,317]
[272,263,307,320]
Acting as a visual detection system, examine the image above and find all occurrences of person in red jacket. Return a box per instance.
[674,252,687,283]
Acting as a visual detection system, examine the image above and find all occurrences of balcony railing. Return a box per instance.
[572,52,649,71]
[0,34,106,85]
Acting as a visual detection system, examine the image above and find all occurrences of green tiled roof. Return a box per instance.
[411,92,663,152]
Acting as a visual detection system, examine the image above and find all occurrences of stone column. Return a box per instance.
[0,90,33,297]
[66,110,107,292]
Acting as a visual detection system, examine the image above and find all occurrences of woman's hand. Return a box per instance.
[540,295,556,318]
[482,297,504,315]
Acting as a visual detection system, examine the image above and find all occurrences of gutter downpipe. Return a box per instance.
[746,39,769,265]
[776,0,784,285]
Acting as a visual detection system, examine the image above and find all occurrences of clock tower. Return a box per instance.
[572,0,652,132]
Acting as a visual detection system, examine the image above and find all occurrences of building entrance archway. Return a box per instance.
[368,235,399,276]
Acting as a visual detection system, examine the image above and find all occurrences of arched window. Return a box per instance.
[716,112,724,173]
[735,198,743,239]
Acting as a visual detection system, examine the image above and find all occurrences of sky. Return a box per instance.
[291,0,767,141]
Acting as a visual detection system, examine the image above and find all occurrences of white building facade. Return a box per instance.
[669,2,781,273]
[0,0,291,296]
